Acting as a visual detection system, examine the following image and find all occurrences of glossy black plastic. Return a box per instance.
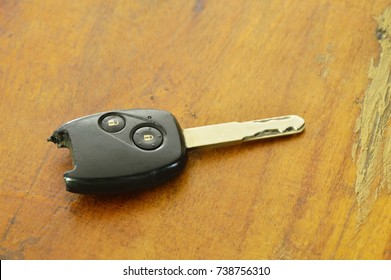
[48,109,187,194]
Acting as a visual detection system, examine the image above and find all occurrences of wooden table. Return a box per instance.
[0,0,390,260]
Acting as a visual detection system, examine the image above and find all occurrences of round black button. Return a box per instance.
[132,126,163,150]
[100,115,125,133]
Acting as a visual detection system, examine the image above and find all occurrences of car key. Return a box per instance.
[48,109,305,194]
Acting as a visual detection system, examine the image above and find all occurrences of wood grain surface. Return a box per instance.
[0,0,390,260]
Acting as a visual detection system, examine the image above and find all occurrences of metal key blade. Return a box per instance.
[182,115,305,149]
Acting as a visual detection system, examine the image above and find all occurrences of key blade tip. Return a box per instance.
[287,115,305,132]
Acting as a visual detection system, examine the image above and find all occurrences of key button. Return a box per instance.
[133,126,163,150]
[100,115,125,133]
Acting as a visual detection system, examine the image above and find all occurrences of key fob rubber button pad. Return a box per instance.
[133,126,163,150]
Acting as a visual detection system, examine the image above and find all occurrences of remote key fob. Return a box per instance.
[48,109,187,194]
[49,109,305,194]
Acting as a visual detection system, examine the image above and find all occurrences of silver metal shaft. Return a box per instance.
[182,115,305,149]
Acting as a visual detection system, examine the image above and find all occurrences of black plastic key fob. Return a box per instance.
[48,109,187,194]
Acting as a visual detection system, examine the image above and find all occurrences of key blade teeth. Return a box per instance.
[243,115,305,142]
[252,115,305,129]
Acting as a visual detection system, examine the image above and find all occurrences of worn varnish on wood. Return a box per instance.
[353,7,391,226]
[0,0,390,259]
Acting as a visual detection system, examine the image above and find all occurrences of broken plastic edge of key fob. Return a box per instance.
[48,109,187,194]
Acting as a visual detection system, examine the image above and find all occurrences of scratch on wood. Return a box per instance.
[0,237,40,259]
[316,43,333,79]
[193,0,205,14]
[353,6,391,225]
[1,148,50,241]
[1,215,16,241]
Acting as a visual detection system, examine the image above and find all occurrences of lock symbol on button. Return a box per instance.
[108,119,120,126]
[144,134,154,141]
